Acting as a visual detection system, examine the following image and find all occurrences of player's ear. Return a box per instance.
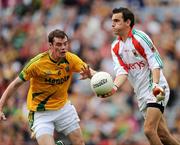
[49,42,53,48]
[126,19,131,27]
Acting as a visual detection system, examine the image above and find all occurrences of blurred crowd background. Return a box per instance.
[0,0,180,145]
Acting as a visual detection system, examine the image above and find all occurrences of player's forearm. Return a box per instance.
[152,68,160,84]
[113,74,128,89]
[0,85,15,110]
[0,77,23,110]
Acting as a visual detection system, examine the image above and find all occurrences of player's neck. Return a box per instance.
[119,28,131,42]
[48,50,62,63]
[121,34,128,42]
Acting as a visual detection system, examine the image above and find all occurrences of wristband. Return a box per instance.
[152,82,158,89]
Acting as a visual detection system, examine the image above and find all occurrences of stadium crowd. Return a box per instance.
[0,0,180,145]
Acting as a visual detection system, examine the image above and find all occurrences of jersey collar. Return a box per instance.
[117,28,133,40]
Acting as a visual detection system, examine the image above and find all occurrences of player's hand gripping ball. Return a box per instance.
[152,83,165,102]
[90,72,114,95]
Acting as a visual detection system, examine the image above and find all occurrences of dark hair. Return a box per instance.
[48,29,68,43]
[112,7,134,28]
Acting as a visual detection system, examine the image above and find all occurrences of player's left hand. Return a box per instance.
[79,65,92,79]
[0,111,6,121]
[152,83,165,102]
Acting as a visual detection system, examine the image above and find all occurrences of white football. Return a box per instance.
[90,72,114,95]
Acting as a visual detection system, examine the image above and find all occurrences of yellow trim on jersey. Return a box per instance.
[19,52,47,81]
[23,53,44,70]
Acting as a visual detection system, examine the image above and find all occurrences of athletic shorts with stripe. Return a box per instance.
[138,85,170,118]
[28,102,80,138]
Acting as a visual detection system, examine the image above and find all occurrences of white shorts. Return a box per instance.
[28,102,80,138]
[137,86,170,117]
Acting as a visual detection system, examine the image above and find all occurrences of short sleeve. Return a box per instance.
[69,53,87,72]
[19,60,37,81]
[111,40,128,76]
[133,30,163,70]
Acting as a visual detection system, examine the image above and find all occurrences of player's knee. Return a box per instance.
[144,126,156,138]
[71,138,84,145]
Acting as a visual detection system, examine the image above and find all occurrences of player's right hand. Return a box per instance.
[0,111,6,121]
[97,84,118,98]
[79,65,92,79]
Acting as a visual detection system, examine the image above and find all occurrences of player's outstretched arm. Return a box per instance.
[0,77,24,120]
[98,74,128,98]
